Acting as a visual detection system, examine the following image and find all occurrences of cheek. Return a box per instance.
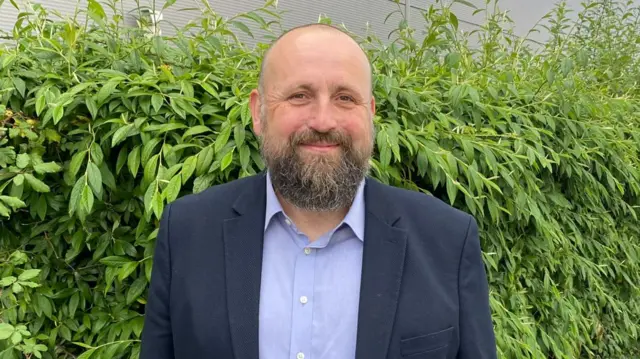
[343,117,373,145]
[267,110,306,138]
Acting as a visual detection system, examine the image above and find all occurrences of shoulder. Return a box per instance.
[166,173,264,218]
[371,178,472,223]
[367,177,475,241]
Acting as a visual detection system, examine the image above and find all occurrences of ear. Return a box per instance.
[249,89,263,137]
[369,95,376,116]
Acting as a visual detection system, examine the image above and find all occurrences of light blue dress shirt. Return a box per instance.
[258,173,366,359]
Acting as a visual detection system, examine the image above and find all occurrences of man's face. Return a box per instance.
[250,28,376,211]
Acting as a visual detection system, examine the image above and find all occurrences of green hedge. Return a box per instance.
[1,0,639,358]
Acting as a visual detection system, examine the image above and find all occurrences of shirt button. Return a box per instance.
[300,296,308,304]
[304,248,312,255]
[285,219,292,226]
[296,353,305,359]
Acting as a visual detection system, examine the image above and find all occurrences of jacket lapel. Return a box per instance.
[223,174,267,359]
[355,178,408,359]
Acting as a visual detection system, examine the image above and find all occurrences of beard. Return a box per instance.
[259,114,373,212]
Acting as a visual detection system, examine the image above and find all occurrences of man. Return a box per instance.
[140,23,497,359]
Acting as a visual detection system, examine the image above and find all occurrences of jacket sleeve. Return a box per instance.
[140,203,175,359]
[457,216,498,359]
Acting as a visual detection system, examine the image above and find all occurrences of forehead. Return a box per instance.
[264,30,371,93]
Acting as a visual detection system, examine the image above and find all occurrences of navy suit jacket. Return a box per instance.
[140,173,497,359]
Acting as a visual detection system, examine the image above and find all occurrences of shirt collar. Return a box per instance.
[264,171,366,241]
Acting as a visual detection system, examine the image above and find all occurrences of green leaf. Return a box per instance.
[163,0,177,10]
[239,144,250,170]
[100,256,133,267]
[200,82,217,97]
[87,162,102,197]
[144,154,159,183]
[90,143,104,166]
[69,151,87,178]
[144,180,157,215]
[417,149,429,176]
[96,79,118,105]
[81,183,94,213]
[143,123,187,134]
[546,68,555,85]
[181,155,197,184]
[215,122,232,153]
[12,282,23,294]
[0,323,14,340]
[33,162,62,174]
[20,281,40,288]
[76,348,96,359]
[128,146,141,177]
[196,146,214,176]
[446,176,458,205]
[38,296,52,318]
[104,267,117,295]
[52,104,64,124]
[68,177,84,215]
[146,95,162,117]
[86,96,98,119]
[117,262,139,282]
[69,293,79,317]
[193,173,214,193]
[59,325,72,342]
[230,20,254,38]
[449,12,459,29]
[13,174,24,186]
[234,123,246,147]
[99,161,116,190]
[126,277,147,304]
[182,125,212,138]
[446,152,459,178]
[165,175,181,202]
[0,276,16,287]
[11,77,26,97]
[0,323,15,340]
[35,93,47,116]
[0,195,26,209]
[142,138,162,164]
[169,97,186,119]
[24,173,50,192]
[152,191,163,219]
[18,269,40,281]
[72,342,94,350]
[16,153,30,169]
[88,0,106,19]
[220,150,234,172]
[112,124,135,147]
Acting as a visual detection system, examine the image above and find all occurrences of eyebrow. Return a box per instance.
[285,83,363,97]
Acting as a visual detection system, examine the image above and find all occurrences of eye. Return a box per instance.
[338,95,354,102]
[290,93,306,100]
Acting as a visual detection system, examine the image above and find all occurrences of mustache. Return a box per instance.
[290,129,351,147]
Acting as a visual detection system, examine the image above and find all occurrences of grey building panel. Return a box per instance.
[206,0,406,47]
[2,0,639,47]
[0,0,204,40]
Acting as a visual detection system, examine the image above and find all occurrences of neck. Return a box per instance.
[276,192,350,242]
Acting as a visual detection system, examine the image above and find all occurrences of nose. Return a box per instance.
[307,98,337,133]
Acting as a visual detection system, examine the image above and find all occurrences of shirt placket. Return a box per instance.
[287,224,316,359]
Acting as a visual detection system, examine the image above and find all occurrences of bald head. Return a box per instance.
[258,23,373,95]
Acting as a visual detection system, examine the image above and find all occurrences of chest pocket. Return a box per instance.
[400,326,453,358]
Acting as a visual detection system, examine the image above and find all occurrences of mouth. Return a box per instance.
[299,142,340,152]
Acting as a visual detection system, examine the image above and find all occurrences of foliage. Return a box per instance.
[0,0,639,358]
